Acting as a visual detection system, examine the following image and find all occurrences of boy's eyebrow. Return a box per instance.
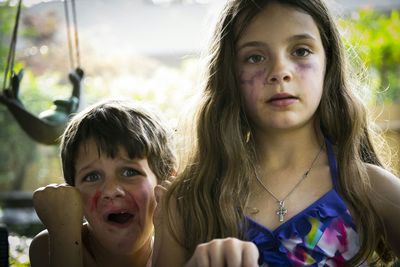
[75,164,92,176]
[237,33,318,51]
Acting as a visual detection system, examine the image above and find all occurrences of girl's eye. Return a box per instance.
[122,168,141,177]
[293,47,312,57]
[247,54,266,64]
[82,172,101,183]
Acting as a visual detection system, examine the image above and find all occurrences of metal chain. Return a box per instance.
[254,144,324,203]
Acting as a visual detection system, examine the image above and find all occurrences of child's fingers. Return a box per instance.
[241,241,259,267]
[185,243,211,267]
[185,238,258,267]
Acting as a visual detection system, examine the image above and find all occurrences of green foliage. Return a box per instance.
[8,234,31,267]
[339,9,400,102]
[0,1,14,68]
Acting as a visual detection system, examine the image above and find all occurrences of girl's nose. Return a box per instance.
[102,180,125,200]
[266,57,292,84]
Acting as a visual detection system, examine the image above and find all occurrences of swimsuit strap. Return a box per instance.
[325,138,339,190]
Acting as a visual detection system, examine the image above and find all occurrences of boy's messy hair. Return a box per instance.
[60,99,175,185]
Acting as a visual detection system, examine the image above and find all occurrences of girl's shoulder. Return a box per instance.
[366,163,400,253]
[366,163,400,208]
[366,163,400,197]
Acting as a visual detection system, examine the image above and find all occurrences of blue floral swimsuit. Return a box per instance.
[245,140,362,266]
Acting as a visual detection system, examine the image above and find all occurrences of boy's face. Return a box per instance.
[74,138,157,255]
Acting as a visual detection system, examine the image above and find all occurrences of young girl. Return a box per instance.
[29,100,175,267]
[153,0,400,266]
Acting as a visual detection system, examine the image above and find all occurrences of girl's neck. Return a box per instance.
[253,125,324,172]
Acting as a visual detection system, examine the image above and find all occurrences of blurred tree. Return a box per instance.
[340,9,400,103]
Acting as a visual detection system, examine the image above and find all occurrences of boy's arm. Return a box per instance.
[30,184,84,267]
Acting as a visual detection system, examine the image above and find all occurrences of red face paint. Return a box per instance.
[90,191,101,212]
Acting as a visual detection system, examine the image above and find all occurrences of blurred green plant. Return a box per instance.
[339,8,400,103]
[8,234,31,267]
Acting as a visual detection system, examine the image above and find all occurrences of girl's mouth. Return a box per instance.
[267,93,298,107]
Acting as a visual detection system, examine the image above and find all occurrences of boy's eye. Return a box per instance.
[293,47,312,57]
[82,172,101,182]
[246,54,266,64]
[122,168,141,177]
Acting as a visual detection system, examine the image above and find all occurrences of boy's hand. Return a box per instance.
[185,238,259,267]
[33,184,83,234]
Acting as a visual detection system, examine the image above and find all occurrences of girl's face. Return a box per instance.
[236,2,326,134]
[74,138,157,255]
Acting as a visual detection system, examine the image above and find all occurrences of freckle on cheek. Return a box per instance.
[90,191,101,212]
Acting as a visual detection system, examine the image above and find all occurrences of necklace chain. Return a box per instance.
[254,144,323,222]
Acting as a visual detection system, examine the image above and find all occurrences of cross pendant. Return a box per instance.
[276,201,288,222]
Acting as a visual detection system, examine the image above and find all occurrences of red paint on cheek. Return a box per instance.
[90,191,101,212]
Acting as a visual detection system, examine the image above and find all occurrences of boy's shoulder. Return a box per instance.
[29,229,50,267]
[29,224,91,267]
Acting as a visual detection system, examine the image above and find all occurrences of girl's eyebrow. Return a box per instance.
[287,33,317,42]
[237,33,318,51]
[237,41,267,51]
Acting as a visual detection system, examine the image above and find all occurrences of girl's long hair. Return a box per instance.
[166,0,395,264]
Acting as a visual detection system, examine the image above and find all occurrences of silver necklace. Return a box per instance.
[254,145,323,222]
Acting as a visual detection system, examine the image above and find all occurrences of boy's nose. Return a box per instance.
[101,180,125,200]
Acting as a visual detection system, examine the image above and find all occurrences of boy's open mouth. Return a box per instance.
[106,212,134,224]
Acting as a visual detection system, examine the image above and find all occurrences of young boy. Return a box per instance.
[29,99,175,267]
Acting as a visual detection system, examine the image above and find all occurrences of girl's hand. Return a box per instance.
[33,183,83,234]
[185,238,259,267]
